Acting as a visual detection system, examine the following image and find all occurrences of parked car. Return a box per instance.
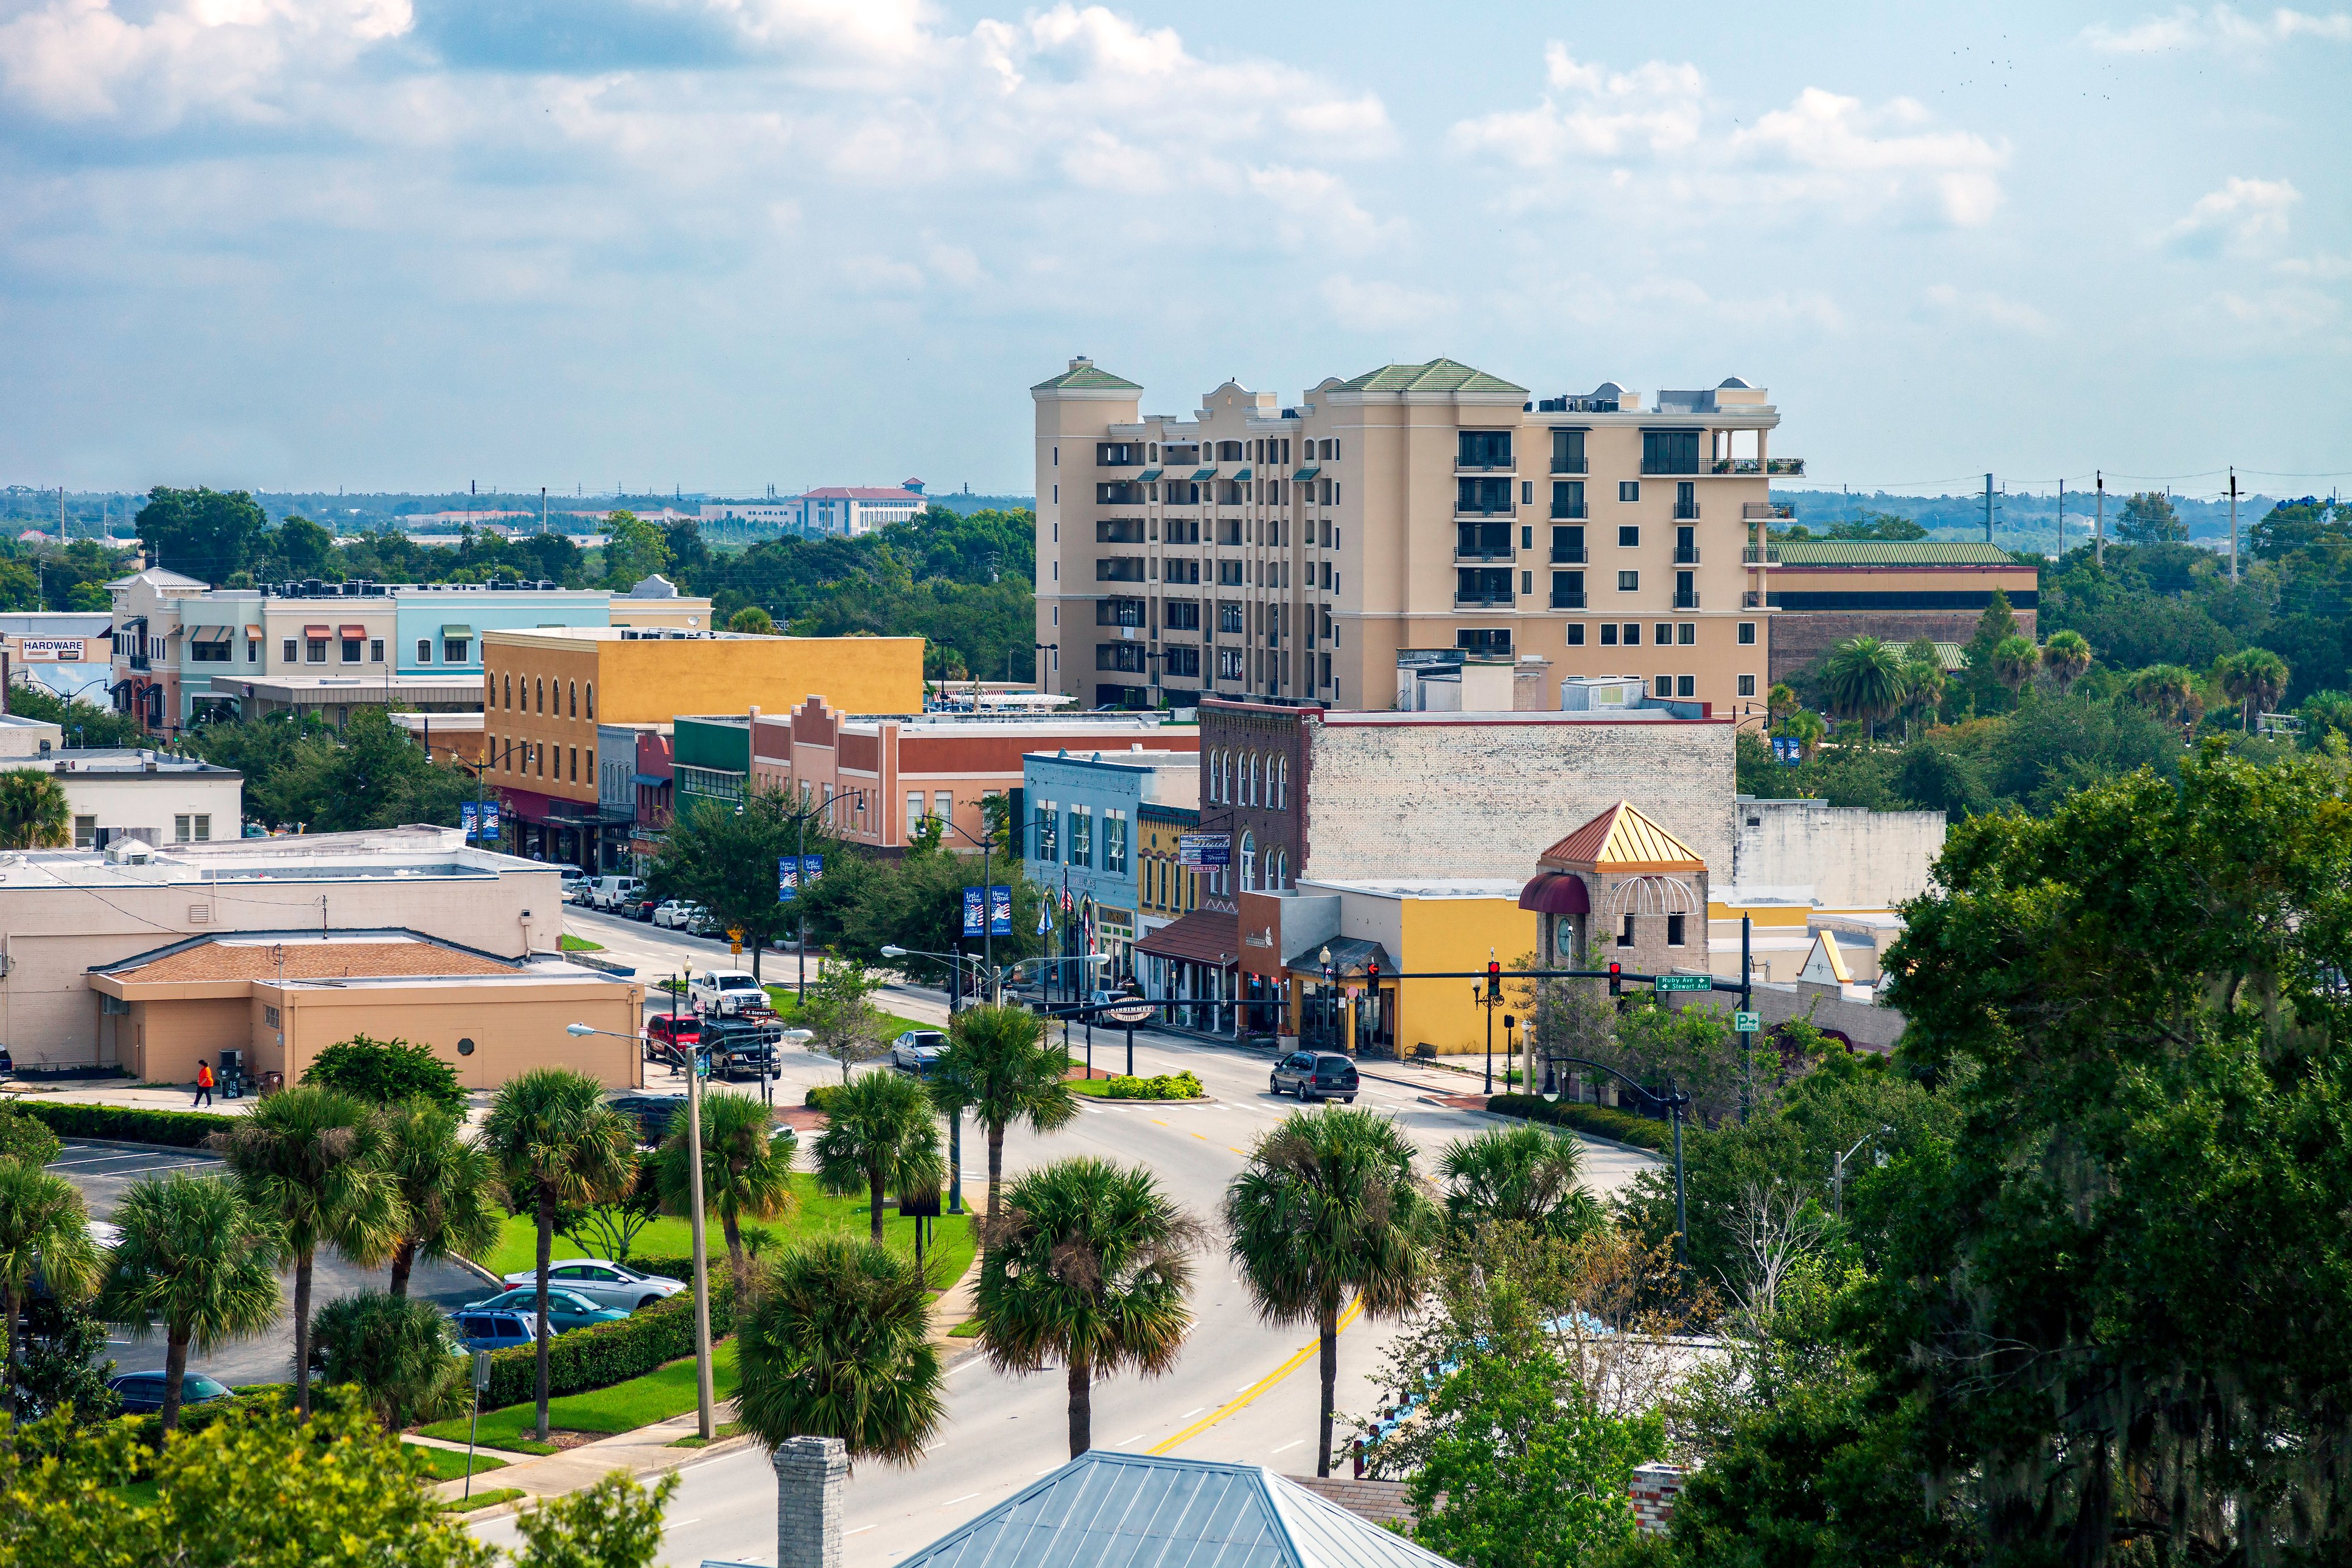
[559,872,590,903]
[651,900,694,929]
[499,1259,685,1312]
[689,968,768,1017]
[1269,1050,1359,1104]
[461,1287,628,1335]
[590,875,644,912]
[630,898,659,922]
[450,1309,539,1353]
[108,1370,231,1416]
[890,1029,948,1075]
[685,906,723,937]
[701,1016,785,1080]
[645,1012,701,1065]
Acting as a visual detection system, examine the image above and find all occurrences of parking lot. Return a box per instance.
[50,1141,490,1388]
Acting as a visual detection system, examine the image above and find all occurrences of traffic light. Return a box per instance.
[1366,960,1380,987]
[1608,961,1622,996]
[1486,959,1502,1000]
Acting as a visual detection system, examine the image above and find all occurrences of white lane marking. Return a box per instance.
[1181,1407,1205,1418]
[1271,1440,1303,1454]
[1117,1433,1144,1445]
[1035,1465,1059,1474]
[941,1492,982,1508]
[847,1525,879,1536]
[668,1518,701,1528]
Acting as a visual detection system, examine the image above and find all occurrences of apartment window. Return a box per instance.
[1618,525,1640,547]
[1566,623,1586,645]
[335,636,357,662]
[1165,645,1201,677]
[1654,676,1673,697]
[1600,623,1618,646]
[1037,801,1059,860]
[369,639,384,663]
[1551,570,1584,609]
[1551,429,1587,474]
[1642,429,1701,475]
[569,681,578,718]
[73,815,96,849]
[1738,674,1757,697]
[1219,648,1245,681]
[536,677,545,713]
[1456,477,1513,514]
[246,637,260,662]
[1656,623,1673,646]
[306,638,327,663]
[417,639,433,664]
[1678,623,1696,646]
[1617,571,1639,592]
[1521,570,1533,596]
[445,637,470,663]
[1619,914,1636,947]
[584,683,594,719]
[1070,807,1093,867]
[1551,480,1587,519]
[503,674,513,709]
[1521,524,1534,550]
[1667,913,1687,947]
[907,791,925,842]
[1677,676,1696,698]
[1738,622,1757,646]
[934,790,953,830]
[1219,601,1244,634]
[1166,600,1200,631]
[1458,430,1512,467]
[570,746,580,783]
[1105,809,1128,873]
[174,814,190,842]
[1623,623,1643,645]
[1619,481,1640,502]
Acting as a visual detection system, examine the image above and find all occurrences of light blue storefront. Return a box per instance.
[1021,747,1196,982]
[393,586,610,677]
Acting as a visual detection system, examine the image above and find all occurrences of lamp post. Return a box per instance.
[1542,1054,1692,1278]
[1318,945,1334,1052]
[1832,1127,1896,1219]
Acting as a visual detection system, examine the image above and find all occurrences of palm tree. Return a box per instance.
[481,1067,638,1442]
[1437,1124,1603,1240]
[972,1157,1200,1458]
[1820,637,1908,738]
[2126,663,2205,726]
[215,1084,402,1418]
[926,1004,1077,1237]
[0,771,70,850]
[0,1161,101,1416]
[2042,629,2093,694]
[656,1091,797,1298]
[736,1233,945,1480]
[379,1101,505,1299]
[1765,682,1799,723]
[310,1289,469,1430]
[96,1172,282,1436]
[810,1071,943,1245]
[1225,1107,1432,1478]
[2219,647,2290,733]
[1990,635,2041,700]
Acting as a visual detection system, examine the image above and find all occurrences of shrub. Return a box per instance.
[301,1035,466,1111]
[1484,1093,1672,1151]
[803,1084,842,1111]
[480,1283,735,1410]
[1101,1071,1203,1100]
[311,1292,469,1429]
[0,1108,61,1168]
[11,1102,233,1149]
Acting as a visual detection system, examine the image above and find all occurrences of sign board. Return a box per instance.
[777,855,798,903]
[15,638,85,661]
[472,1351,492,1391]
[898,1190,942,1219]
[1734,1010,1762,1034]
[1771,737,1803,765]
[1654,974,1714,992]
[961,886,984,938]
[988,884,1012,937]
[1105,1002,1155,1024]
[479,803,500,841]
[1177,833,1230,868]
[461,802,478,840]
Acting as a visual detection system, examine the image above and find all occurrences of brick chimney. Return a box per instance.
[775,1435,846,1568]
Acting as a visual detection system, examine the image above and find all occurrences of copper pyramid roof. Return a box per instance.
[1536,801,1704,873]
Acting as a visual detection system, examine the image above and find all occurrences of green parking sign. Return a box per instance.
[1734,1010,1762,1034]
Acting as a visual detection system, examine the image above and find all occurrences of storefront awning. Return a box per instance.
[1518,871,1592,915]
[190,626,230,643]
[338,624,366,639]
[441,624,474,638]
[243,624,263,639]
[1290,465,1320,482]
[1135,909,1240,970]
[304,625,330,639]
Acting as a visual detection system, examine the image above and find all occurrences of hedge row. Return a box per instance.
[481,1281,735,1410]
[1485,1093,1673,1151]
[14,1101,236,1149]
[1100,1072,1205,1101]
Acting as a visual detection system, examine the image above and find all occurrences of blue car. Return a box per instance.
[108,1370,231,1415]
[452,1309,537,1353]
[461,1287,630,1336]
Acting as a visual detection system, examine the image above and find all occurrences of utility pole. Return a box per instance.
[681,966,715,1442]
[2229,468,2240,583]
[1983,474,1994,544]
[2095,471,2105,568]
[2056,480,2064,555]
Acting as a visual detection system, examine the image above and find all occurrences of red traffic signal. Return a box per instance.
[1608,961,1622,996]
[1486,959,1502,999]
[1366,961,1380,985]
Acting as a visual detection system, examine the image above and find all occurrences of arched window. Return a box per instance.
[1274,757,1286,810]
[535,677,544,713]
[1240,830,1256,891]
[1270,848,1286,889]
[1211,749,1223,803]
[585,682,594,721]
[502,673,511,710]
[569,681,577,719]
[1219,750,1231,803]
[1246,752,1258,805]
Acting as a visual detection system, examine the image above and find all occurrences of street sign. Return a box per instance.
[472,1351,492,1391]
[1105,1002,1155,1024]
[777,855,799,903]
[961,886,984,937]
[988,884,1012,937]
[800,854,823,884]
[461,802,479,840]
[1734,1010,1762,1033]
[1772,737,1802,765]
[1177,833,1230,868]
[480,803,500,841]
[1654,974,1714,992]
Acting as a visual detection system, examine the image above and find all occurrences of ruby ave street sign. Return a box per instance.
[1654,975,1714,992]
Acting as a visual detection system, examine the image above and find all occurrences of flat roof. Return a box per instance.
[1295,877,1527,900]
[1023,749,1199,768]
[0,826,550,889]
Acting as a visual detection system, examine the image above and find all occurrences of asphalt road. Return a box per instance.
[51,1141,488,1388]
[481,906,1664,1566]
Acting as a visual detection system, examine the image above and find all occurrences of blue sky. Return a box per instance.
[1,0,2345,499]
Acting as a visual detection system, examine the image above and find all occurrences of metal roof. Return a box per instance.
[1034,360,1144,393]
[1771,541,2017,566]
[1336,358,1527,396]
[1538,800,1705,873]
[895,1451,1454,1568]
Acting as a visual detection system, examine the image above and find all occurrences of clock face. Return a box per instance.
[1556,920,1575,957]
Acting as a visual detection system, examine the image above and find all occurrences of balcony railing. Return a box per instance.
[1550,591,1587,609]
[1743,545,1782,564]
[1673,546,1701,564]
[1454,592,1515,609]
[1743,590,1766,609]
[1550,545,1587,564]
[1549,502,1589,520]
[1550,461,1588,475]
[1673,590,1701,609]
[1454,547,1514,563]
[1742,501,1796,521]
[1709,458,1807,476]
[1454,462,1516,474]
[1673,501,1701,520]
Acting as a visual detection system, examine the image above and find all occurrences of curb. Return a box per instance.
[48,1136,227,1158]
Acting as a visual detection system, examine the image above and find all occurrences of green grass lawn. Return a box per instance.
[471,1173,976,1292]
[558,933,604,953]
[404,1442,509,1482]
[668,1419,745,1448]
[437,1488,525,1514]
[418,1339,743,1454]
[762,985,927,1041]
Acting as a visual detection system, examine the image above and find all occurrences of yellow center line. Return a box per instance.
[1146,1297,1365,1457]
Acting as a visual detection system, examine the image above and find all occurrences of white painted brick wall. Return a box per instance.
[1304,721,1735,883]
[1732,797,1945,906]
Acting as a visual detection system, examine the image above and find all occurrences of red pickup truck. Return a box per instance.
[643,1013,701,1068]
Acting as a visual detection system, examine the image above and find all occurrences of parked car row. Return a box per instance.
[451,1258,687,1351]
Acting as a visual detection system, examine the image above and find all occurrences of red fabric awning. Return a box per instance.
[338,624,366,638]
[1519,871,1592,914]
[1135,909,1241,969]
[303,625,329,637]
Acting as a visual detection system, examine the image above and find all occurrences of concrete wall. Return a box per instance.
[1303,716,1735,884]
[274,976,642,1091]
[1767,607,2037,682]
[38,772,245,847]
[1732,797,1945,908]
[127,995,250,1084]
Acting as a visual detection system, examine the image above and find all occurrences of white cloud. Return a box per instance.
[1922,283,2051,334]
[0,0,411,122]
[2083,5,2352,53]
[1321,275,1454,333]
[1451,47,2006,228]
[2161,176,2301,255]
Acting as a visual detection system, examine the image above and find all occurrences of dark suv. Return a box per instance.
[1270,1050,1359,1104]
[701,1017,783,1080]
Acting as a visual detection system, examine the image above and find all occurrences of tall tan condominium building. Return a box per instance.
[1033,356,1797,717]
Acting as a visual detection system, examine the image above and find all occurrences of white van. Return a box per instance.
[590,875,644,912]
[689,969,768,1017]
